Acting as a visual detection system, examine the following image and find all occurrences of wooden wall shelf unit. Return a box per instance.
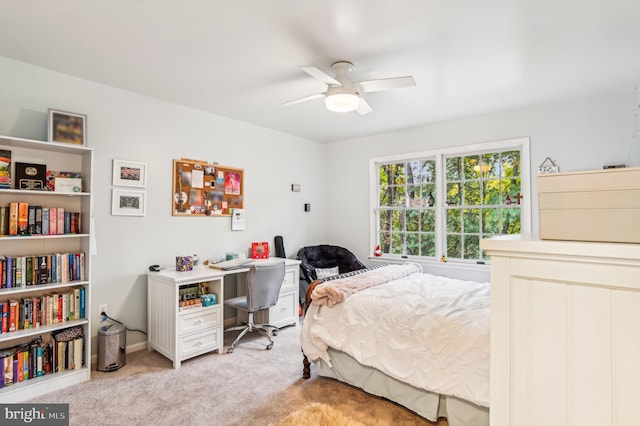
[172,158,243,217]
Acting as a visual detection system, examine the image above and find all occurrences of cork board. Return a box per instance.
[172,158,244,216]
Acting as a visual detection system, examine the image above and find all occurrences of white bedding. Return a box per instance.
[300,265,490,408]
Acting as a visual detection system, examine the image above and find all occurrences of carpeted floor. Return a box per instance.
[28,322,445,425]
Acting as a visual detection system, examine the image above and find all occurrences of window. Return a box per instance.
[371,138,530,264]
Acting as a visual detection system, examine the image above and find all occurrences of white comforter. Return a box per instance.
[301,267,490,408]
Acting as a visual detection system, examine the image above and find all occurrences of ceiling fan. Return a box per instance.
[282,61,416,115]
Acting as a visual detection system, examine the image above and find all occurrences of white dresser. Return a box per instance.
[481,235,640,426]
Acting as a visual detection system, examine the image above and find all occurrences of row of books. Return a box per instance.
[0,204,81,236]
[1,287,86,333]
[0,252,85,288]
[0,328,85,387]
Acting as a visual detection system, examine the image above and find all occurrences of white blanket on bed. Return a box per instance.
[300,269,490,408]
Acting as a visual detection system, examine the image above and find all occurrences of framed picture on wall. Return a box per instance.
[48,109,87,146]
[112,189,146,216]
[112,159,147,188]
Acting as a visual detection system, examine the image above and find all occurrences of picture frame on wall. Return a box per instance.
[112,159,147,188]
[112,189,146,216]
[48,109,87,146]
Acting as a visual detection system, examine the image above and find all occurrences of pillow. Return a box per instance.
[315,266,339,279]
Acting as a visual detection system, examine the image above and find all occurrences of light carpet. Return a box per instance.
[27,322,443,425]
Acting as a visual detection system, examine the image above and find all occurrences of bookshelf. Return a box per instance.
[0,135,92,402]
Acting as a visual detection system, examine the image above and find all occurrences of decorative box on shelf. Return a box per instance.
[538,167,640,243]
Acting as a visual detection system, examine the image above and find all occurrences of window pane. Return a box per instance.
[420,184,436,203]
[482,180,500,205]
[379,210,392,231]
[407,161,422,184]
[446,157,461,181]
[406,233,420,255]
[464,235,480,259]
[482,208,501,234]
[446,208,461,232]
[502,208,521,234]
[421,209,435,232]
[391,232,404,255]
[379,186,392,207]
[463,208,480,233]
[407,185,422,207]
[391,163,406,184]
[380,231,391,253]
[406,210,420,232]
[391,185,407,207]
[422,160,435,183]
[390,210,403,232]
[463,155,481,179]
[421,233,436,257]
[482,152,500,178]
[505,178,522,204]
[463,181,480,206]
[446,182,461,205]
[502,150,520,178]
[447,234,462,258]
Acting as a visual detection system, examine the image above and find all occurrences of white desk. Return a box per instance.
[147,258,300,368]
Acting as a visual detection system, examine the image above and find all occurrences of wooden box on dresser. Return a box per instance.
[147,267,225,368]
[0,135,92,402]
[481,235,640,426]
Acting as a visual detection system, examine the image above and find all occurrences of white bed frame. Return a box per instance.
[482,235,640,426]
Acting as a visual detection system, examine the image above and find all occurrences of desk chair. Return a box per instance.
[224,261,286,353]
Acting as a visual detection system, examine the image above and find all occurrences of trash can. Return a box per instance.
[97,323,127,372]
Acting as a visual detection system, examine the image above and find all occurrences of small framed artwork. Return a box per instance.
[112,159,147,188]
[48,109,87,145]
[112,189,146,216]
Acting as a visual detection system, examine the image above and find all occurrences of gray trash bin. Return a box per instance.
[97,323,126,372]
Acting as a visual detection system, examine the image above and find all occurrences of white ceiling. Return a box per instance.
[1,1,639,143]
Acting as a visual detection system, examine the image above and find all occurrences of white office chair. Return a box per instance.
[224,261,285,353]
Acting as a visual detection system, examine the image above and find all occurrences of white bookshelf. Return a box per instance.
[0,135,92,402]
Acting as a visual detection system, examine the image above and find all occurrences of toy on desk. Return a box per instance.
[251,242,269,259]
[176,255,193,271]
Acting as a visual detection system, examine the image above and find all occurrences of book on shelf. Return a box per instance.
[0,149,11,189]
[8,202,18,236]
[0,206,8,235]
[56,207,64,235]
[17,202,29,235]
[27,205,36,235]
[42,207,49,235]
[49,207,57,235]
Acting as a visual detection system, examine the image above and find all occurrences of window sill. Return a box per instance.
[367,256,491,282]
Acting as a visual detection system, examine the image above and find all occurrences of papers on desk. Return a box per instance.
[208,258,252,270]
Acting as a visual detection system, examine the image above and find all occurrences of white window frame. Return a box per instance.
[369,137,531,268]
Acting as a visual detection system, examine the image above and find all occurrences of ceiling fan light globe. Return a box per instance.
[325,93,360,112]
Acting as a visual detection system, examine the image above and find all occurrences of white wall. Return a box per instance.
[326,86,640,281]
[0,57,327,352]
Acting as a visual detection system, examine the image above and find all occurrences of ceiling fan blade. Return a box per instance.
[358,76,416,93]
[356,97,373,115]
[300,66,341,86]
[282,93,325,106]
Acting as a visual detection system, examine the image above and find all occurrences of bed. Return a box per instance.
[300,263,490,426]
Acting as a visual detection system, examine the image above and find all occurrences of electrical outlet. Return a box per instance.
[98,304,107,316]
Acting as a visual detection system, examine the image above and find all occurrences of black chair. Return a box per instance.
[296,245,366,304]
[224,261,286,353]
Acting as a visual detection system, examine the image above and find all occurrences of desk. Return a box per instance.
[147,258,300,368]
